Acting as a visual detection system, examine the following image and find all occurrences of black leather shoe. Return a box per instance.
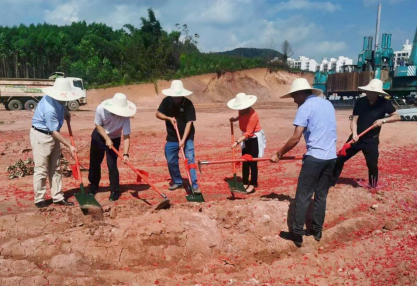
[308,230,322,241]
[279,231,303,247]
[35,201,48,208]
[109,192,120,201]
[54,199,75,206]
[89,184,98,195]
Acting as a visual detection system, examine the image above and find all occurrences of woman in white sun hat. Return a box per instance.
[88,93,137,201]
[31,78,82,208]
[332,78,400,190]
[228,93,266,193]
[156,80,201,193]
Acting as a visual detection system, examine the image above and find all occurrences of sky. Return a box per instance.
[0,0,416,63]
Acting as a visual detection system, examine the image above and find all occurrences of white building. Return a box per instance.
[335,56,353,72]
[318,56,353,72]
[394,39,413,68]
[287,55,352,72]
[286,56,317,72]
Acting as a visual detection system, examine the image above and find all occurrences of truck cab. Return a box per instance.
[0,72,87,111]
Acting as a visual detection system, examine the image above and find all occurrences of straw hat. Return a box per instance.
[280,78,323,99]
[42,78,83,101]
[162,80,193,97]
[227,93,258,110]
[101,93,137,117]
[358,79,389,95]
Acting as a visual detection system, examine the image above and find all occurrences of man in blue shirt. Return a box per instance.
[271,78,337,247]
[30,78,80,208]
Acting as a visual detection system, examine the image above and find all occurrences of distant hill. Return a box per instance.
[215,48,283,61]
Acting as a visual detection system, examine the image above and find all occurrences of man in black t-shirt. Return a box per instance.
[156,80,201,193]
[333,79,400,189]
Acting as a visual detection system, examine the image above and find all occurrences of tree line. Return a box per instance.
[0,8,293,87]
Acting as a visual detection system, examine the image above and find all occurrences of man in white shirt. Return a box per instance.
[88,93,137,201]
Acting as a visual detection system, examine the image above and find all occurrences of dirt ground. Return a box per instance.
[0,71,416,285]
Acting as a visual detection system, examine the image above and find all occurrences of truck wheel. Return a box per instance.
[412,115,417,121]
[400,115,405,121]
[7,99,23,111]
[24,100,38,110]
[67,101,80,111]
[405,115,411,121]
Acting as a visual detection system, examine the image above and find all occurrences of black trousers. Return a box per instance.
[333,136,379,187]
[242,137,259,187]
[293,156,336,236]
[88,129,121,193]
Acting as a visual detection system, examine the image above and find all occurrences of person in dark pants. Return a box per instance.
[332,79,400,189]
[156,80,201,193]
[271,78,337,247]
[88,93,137,201]
[229,93,266,193]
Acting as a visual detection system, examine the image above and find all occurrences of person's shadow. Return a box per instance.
[63,183,153,206]
[336,177,360,187]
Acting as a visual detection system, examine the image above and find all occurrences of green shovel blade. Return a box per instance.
[227,174,247,193]
[74,183,102,215]
[186,193,205,202]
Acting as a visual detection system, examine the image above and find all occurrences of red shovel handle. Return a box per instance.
[337,124,376,156]
[173,123,193,187]
[66,121,83,185]
[110,146,165,198]
[230,121,237,174]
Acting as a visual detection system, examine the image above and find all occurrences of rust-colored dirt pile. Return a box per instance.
[0,93,416,285]
[86,68,311,109]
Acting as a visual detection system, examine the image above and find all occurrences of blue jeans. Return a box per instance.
[165,140,198,189]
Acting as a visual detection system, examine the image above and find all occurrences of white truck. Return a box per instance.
[0,72,87,111]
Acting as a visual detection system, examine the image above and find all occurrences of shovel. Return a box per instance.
[110,146,170,210]
[228,122,247,193]
[337,124,376,156]
[198,155,304,172]
[173,123,205,203]
[67,122,102,215]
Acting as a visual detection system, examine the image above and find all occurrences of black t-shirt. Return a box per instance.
[157,96,196,142]
[353,96,396,139]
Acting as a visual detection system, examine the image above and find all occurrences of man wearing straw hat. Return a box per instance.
[271,78,337,247]
[332,79,400,190]
[156,80,201,193]
[88,93,137,201]
[31,78,82,208]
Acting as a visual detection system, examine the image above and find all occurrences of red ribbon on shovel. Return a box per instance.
[136,169,149,183]
[337,124,376,157]
[184,159,198,172]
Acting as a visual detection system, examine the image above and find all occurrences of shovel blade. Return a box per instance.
[186,193,205,202]
[74,184,102,215]
[227,174,247,193]
[155,199,171,210]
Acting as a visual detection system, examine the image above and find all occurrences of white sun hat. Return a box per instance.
[162,80,193,97]
[280,78,323,99]
[101,93,137,117]
[358,79,389,95]
[42,78,83,101]
[227,93,258,110]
